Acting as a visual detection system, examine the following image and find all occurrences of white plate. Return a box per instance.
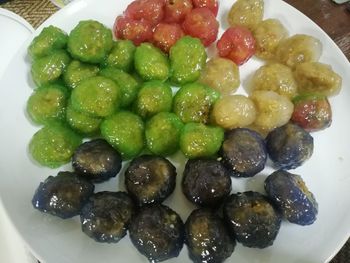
[0,0,349,262]
[0,8,33,77]
[0,9,36,263]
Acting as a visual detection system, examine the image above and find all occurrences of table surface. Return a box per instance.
[0,0,349,262]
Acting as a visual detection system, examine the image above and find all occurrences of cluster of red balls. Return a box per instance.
[114,0,256,65]
[114,0,219,52]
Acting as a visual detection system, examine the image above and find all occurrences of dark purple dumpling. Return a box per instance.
[266,123,314,170]
[219,128,267,177]
[129,204,184,262]
[32,171,94,219]
[72,139,122,183]
[80,191,135,243]
[223,191,282,248]
[264,170,318,226]
[182,159,231,207]
[185,208,236,263]
[125,155,176,206]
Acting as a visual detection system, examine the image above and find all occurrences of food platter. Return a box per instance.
[0,0,349,262]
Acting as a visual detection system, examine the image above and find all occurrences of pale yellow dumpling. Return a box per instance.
[275,34,322,68]
[294,62,342,96]
[250,90,294,133]
[211,95,256,129]
[228,0,264,31]
[250,63,298,99]
[199,57,240,96]
[253,19,288,60]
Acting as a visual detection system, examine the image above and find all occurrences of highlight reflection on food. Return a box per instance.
[223,191,282,248]
[129,204,184,262]
[220,128,267,178]
[124,155,177,206]
[266,123,314,170]
[72,139,122,183]
[182,159,232,207]
[185,208,236,262]
[80,191,135,243]
[265,170,318,226]
[32,171,94,219]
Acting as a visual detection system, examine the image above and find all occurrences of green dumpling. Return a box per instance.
[28,25,68,59]
[145,112,184,156]
[67,20,113,64]
[134,43,170,81]
[169,36,207,85]
[29,122,82,168]
[180,123,224,159]
[99,67,141,108]
[173,82,220,124]
[70,76,120,118]
[103,40,136,72]
[66,102,102,135]
[26,84,69,125]
[63,60,99,89]
[31,50,71,87]
[133,81,173,119]
[101,111,145,160]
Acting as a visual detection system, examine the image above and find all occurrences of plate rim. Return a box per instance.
[0,8,34,33]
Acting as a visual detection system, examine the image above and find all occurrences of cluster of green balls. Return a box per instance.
[27,20,224,168]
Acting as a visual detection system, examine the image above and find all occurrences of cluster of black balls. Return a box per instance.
[32,123,318,263]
